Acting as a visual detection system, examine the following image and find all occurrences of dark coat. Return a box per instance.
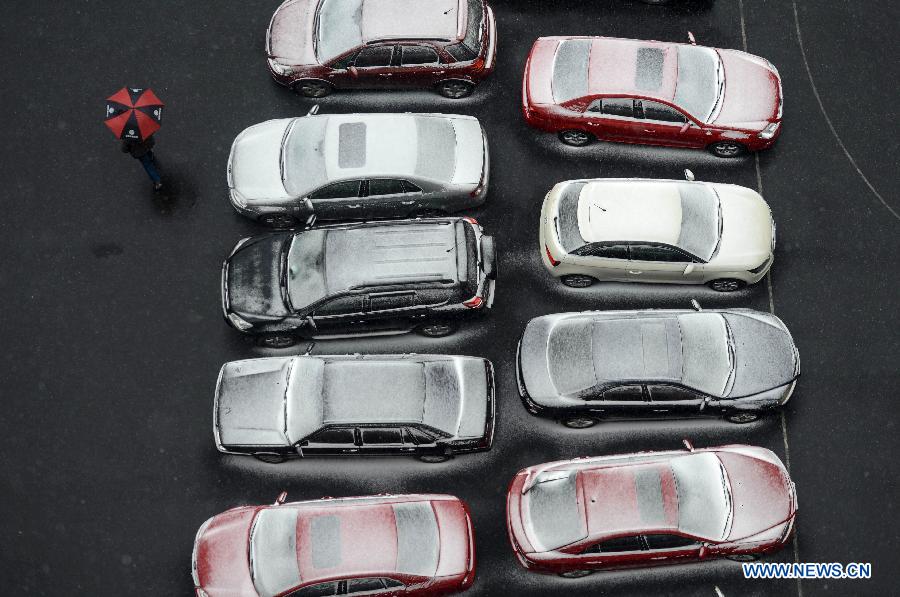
[121,136,155,159]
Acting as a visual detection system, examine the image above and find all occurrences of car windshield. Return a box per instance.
[678,313,733,397]
[671,453,732,540]
[286,230,328,311]
[249,508,302,597]
[282,117,329,197]
[674,45,723,123]
[315,0,364,64]
[523,470,587,551]
[676,183,721,262]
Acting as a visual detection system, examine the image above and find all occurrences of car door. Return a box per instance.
[308,180,365,220]
[394,44,443,87]
[364,290,422,329]
[365,179,420,218]
[625,243,694,283]
[348,45,398,88]
[358,427,408,456]
[646,384,706,417]
[578,535,647,570]
[583,98,647,143]
[569,242,631,282]
[298,427,359,457]
[642,534,702,565]
[309,294,368,336]
[634,100,699,148]
[595,384,648,417]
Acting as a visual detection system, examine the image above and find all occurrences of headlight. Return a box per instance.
[269,60,294,76]
[758,122,780,139]
[748,256,772,274]
[227,312,254,331]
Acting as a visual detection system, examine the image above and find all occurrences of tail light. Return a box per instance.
[545,245,560,267]
[463,296,484,309]
[469,182,485,198]
[462,216,479,225]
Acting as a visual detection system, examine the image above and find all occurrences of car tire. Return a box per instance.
[253,452,286,464]
[436,79,475,99]
[415,322,457,338]
[561,274,596,288]
[257,334,297,349]
[727,554,759,562]
[562,416,599,429]
[726,412,761,424]
[259,213,297,228]
[559,570,594,579]
[558,130,595,147]
[708,278,746,292]
[708,141,747,158]
[292,79,333,98]
[418,453,452,464]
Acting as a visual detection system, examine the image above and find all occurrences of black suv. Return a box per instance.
[222,217,496,346]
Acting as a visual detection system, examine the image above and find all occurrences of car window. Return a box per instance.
[573,243,629,259]
[355,46,394,68]
[402,180,422,193]
[360,428,403,445]
[368,292,415,311]
[640,100,687,123]
[588,98,634,118]
[313,295,365,316]
[648,385,702,402]
[583,535,644,554]
[306,428,355,445]
[309,180,362,200]
[644,534,698,550]
[286,581,338,597]
[347,578,386,594]
[368,179,407,196]
[382,579,405,589]
[629,244,686,263]
[401,45,439,66]
[601,385,645,401]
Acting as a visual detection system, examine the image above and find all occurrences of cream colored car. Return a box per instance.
[539,175,775,291]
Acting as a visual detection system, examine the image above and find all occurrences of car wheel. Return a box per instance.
[436,79,475,99]
[292,79,333,98]
[259,213,297,228]
[727,412,761,424]
[559,570,594,579]
[257,334,297,349]
[558,130,594,147]
[562,416,598,429]
[254,453,286,464]
[708,278,746,292]
[727,554,759,562]
[561,274,596,288]
[708,141,747,158]
[416,322,457,338]
[418,453,452,464]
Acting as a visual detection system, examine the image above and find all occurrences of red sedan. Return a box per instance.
[266,0,497,99]
[506,441,797,577]
[192,493,476,596]
[522,36,783,157]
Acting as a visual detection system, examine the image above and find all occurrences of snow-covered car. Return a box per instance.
[227,111,489,227]
[516,307,800,427]
[540,175,775,291]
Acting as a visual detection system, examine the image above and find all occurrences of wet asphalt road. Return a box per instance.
[2,1,898,595]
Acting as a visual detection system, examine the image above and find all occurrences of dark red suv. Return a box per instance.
[266,0,497,99]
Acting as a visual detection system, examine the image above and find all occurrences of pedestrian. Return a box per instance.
[122,136,163,191]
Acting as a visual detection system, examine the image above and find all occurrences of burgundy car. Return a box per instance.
[522,36,783,157]
[506,441,797,578]
[266,0,497,99]
[192,493,476,596]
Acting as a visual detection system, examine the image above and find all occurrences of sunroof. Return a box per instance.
[635,47,665,91]
[337,122,366,169]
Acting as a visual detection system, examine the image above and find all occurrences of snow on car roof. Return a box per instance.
[322,360,427,425]
[361,0,464,42]
[591,317,684,383]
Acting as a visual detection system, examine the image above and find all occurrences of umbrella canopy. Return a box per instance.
[104,87,164,140]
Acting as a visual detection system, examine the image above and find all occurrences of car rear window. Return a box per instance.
[461,221,478,294]
[446,0,484,61]
[414,116,457,182]
[394,502,440,576]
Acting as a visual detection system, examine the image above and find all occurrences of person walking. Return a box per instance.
[122,136,163,191]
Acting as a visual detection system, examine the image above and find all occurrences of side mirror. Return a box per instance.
[303,341,315,356]
[680,121,691,134]
[683,168,695,181]
[688,31,697,45]
[683,263,695,275]
[699,544,709,559]
[348,65,359,77]
[305,315,318,332]
[690,299,702,311]
[305,214,317,228]
[274,491,288,505]
[307,104,320,116]
[682,438,695,452]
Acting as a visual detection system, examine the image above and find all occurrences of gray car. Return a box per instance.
[227,111,489,227]
[516,306,799,427]
[214,354,495,463]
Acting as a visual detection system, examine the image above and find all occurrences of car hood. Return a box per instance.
[216,359,292,448]
[712,49,781,130]
[226,234,292,319]
[708,184,773,269]
[719,448,794,542]
[724,311,799,398]
[229,119,293,203]
[518,314,579,406]
[267,0,318,65]
[194,508,257,596]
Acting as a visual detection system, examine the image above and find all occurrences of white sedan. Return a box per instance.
[539,174,775,291]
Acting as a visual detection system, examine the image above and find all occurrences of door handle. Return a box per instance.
[628,270,643,275]
[642,129,656,133]
[400,200,415,205]
[379,73,393,77]
[348,204,361,209]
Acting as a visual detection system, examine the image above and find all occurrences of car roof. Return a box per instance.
[360,0,465,43]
